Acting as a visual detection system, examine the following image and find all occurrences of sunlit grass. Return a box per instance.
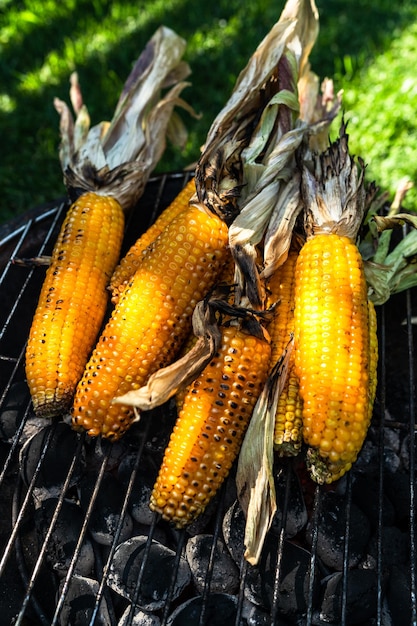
[1,0,417,222]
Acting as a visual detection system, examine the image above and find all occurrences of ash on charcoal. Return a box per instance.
[19,422,85,500]
[305,491,370,570]
[185,534,239,594]
[386,563,412,625]
[34,497,95,578]
[0,381,30,442]
[107,535,191,611]
[270,464,308,539]
[58,574,111,626]
[319,569,379,625]
[118,605,161,625]
[117,452,156,526]
[78,470,133,546]
[166,593,237,625]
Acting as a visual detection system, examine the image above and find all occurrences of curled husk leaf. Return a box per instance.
[227,10,342,306]
[54,26,195,210]
[236,338,294,565]
[194,0,320,226]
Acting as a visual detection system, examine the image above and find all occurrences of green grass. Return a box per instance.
[1,0,417,224]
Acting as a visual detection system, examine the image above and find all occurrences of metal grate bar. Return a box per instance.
[87,418,153,626]
[13,431,87,626]
[376,304,387,625]
[0,174,415,625]
[406,287,417,626]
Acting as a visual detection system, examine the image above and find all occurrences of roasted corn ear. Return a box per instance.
[150,320,271,527]
[294,123,377,484]
[25,28,192,418]
[71,203,229,440]
[266,246,303,456]
[25,193,124,417]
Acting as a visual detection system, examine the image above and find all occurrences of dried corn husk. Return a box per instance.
[54,26,195,210]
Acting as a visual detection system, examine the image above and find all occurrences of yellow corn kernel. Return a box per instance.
[294,233,372,483]
[266,247,303,456]
[109,179,196,304]
[71,204,229,440]
[150,323,272,528]
[25,192,125,418]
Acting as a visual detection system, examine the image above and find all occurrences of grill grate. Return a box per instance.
[0,172,416,626]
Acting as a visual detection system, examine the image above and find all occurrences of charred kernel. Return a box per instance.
[26,192,124,419]
[71,203,229,440]
[150,324,271,528]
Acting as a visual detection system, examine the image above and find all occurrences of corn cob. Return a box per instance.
[266,247,303,456]
[25,193,124,417]
[295,233,371,482]
[71,203,229,440]
[25,29,193,419]
[293,123,377,484]
[109,178,196,304]
[150,320,271,528]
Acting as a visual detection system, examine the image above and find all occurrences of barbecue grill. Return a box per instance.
[0,172,416,626]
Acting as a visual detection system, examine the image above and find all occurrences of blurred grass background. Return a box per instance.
[1,0,417,224]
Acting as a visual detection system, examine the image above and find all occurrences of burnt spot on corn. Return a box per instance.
[71,203,229,440]
[110,179,196,304]
[150,323,272,528]
[25,192,125,419]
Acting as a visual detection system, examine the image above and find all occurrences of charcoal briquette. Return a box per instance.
[305,491,370,570]
[386,563,413,625]
[19,422,85,499]
[222,499,246,565]
[78,470,133,546]
[166,593,238,625]
[320,569,378,625]
[185,534,239,594]
[117,453,156,526]
[0,381,30,442]
[246,537,319,616]
[58,574,111,626]
[364,526,410,570]
[118,604,161,625]
[107,535,191,611]
[35,497,94,577]
[351,472,396,529]
[270,464,308,538]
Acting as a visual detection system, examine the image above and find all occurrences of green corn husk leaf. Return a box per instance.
[54,26,195,210]
[366,228,417,304]
[228,20,342,305]
[194,0,320,226]
[236,337,294,566]
[360,178,417,304]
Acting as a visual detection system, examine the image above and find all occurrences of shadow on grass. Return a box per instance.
[0,0,415,221]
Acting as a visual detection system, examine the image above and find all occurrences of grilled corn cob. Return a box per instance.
[109,178,196,303]
[25,193,124,417]
[266,246,303,456]
[150,319,271,528]
[25,29,193,418]
[71,203,229,440]
[294,124,377,483]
